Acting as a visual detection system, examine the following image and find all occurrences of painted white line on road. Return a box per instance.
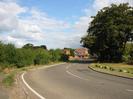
[66,70,89,81]
[126,89,133,92]
[21,63,66,99]
[21,72,46,99]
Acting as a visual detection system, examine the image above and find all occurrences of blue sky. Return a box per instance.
[0,0,132,49]
[19,0,92,19]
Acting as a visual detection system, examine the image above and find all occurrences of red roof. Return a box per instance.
[74,48,88,56]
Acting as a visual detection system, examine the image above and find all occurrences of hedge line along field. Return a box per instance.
[0,41,66,70]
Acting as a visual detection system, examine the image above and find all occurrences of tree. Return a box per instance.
[40,45,47,50]
[81,3,133,62]
[23,43,34,49]
[49,49,62,62]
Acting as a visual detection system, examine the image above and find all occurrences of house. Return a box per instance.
[74,48,89,60]
[63,48,71,55]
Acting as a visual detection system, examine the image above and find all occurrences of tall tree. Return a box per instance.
[81,3,133,62]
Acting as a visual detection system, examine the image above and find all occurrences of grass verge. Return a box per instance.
[2,72,15,87]
[0,61,64,87]
[89,63,133,78]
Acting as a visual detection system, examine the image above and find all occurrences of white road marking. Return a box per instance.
[21,63,66,99]
[66,70,89,81]
[21,72,46,99]
[66,64,89,81]
[126,89,133,92]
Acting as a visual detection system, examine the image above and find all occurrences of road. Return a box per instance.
[0,89,8,99]
[23,63,133,99]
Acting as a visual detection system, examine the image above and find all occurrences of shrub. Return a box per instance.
[95,64,98,67]
[103,66,107,69]
[34,49,51,65]
[0,42,63,68]
[118,69,122,72]
[49,49,62,62]
[109,67,114,71]
[61,54,69,62]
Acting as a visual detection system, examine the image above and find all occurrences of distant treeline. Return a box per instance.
[0,42,67,69]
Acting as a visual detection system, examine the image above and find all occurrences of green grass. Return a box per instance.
[1,62,63,87]
[0,61,63,87]
[89,63,133,78]
[2,73,15,87]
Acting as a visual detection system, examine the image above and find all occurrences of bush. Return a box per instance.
[61,54,69,62]
[49,49,62,62]
[127,51,133,64]
[103,66,107,69]
[34,49,51,65]
[118,69,122,72]
[123,43,133,64]
[95,64,98,67]
[0,42,63,69]
[109,67,114,71]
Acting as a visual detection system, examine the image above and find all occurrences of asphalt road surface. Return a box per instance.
[0,89,8,99]
[24,63,133,99]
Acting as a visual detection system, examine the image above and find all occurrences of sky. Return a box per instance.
[0,0,132,49]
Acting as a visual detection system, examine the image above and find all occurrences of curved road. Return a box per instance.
[24,63,133,99]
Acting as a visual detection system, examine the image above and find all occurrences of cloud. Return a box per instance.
[0,0,132,48]
[0,1,71,48]
[70,0,133,48]
[29,8,70,30]
[92,0,133,12]
[0,2,26,32]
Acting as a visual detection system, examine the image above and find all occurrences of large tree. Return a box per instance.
[81,3,133,62]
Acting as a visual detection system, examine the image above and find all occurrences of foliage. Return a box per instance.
[61,54,69,62]
[23,43,47,50]
[127,50,133,64]
[64,48,75,56]
[0,42,64,68]
[123,43,133,63]
[34,49,51,65]
[22,43,34,49]
[49,49,62,62]
[2,73,14,86]
[81,3,133,62]
[70,49,75,56]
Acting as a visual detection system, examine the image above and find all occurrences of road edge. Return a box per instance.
[88,65,133,80]
[21,72,45,99]
[21,63,66,99]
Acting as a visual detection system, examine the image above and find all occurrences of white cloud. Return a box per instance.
[0,2,26,32]
[70,0,133,48]
[29,8,70,30]
[93,0,133,12]
[0,1,71,48]
[0,0,132,48]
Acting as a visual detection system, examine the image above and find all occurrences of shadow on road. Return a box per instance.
[69,59,95,64]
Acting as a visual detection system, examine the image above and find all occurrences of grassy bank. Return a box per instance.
[0,67,16,87]
[89,63,133,78]
[0,61,63,87]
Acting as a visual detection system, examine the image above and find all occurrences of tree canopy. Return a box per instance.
[81,3,133,62]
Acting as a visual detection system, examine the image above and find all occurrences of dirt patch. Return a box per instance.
[9,73,39,99]
[0,73,9,99]
[9,73,29,99]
